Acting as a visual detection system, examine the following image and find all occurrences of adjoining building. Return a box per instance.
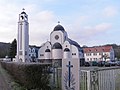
[83,46,115,62]
[29,46,40,62]
[38,24,84,67]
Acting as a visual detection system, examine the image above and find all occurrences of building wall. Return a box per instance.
[84,47,115,62]
[38,41,51,59]
[63,41,71,59]
[84,52,111,61]
[37,24,84,65]
[52,49,63,59]
[50,31,66,45]
[50,31,62,45]
[71,45,79,59]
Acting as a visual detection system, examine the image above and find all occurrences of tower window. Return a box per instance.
[20,58,22,62]
[25,16,27,20]
[21,16,24,19]
[72,53,76,55]
[20,23,23,25]
[40,54,44,56]
[65,36,66,40]
[25,51,27,55]
[19,51,22,55]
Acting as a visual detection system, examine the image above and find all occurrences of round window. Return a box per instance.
[55,35,59,40]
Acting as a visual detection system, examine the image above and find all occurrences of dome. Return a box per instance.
[21,11,26,14]
[45,49,51,52]
[53,25,65,32]
[52,43,62,49]
[64,48,70,52]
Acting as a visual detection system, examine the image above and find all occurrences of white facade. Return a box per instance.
[38,24,84,66]
[62,41,80,90]
[16,10,29,62]
[38,41,52,60]
[83,46,115,62]
[38,24,82,89]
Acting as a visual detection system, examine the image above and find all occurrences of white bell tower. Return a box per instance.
[16,9,29,62]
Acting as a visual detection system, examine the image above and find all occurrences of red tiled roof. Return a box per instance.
[83,46,112,53]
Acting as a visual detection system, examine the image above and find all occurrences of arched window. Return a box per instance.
[52,42,62,49]
[64,48,70,52]
[45,49,51,52]
[29,48,31,53]
[32,48,35,52]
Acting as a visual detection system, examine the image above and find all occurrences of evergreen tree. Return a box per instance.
[9,39,17,61]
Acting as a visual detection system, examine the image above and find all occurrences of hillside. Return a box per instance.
[0,42,40,58]
[0,42,120,59]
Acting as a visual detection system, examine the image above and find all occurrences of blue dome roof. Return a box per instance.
[53,25,65,32]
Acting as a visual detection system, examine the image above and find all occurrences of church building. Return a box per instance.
[16,9,84,65]
[38,23,84,67]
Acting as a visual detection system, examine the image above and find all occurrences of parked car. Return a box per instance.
[105,62,111,67]
[91,61,98,66]
[109,61,117,66]
[98,61,105,67]
[84,62,90,67]
[116,61,120,66]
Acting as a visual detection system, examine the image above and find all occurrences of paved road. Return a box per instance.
[0,63,11,90]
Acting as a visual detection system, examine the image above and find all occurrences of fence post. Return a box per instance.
[91,70,98,90]
[87,71,91,90]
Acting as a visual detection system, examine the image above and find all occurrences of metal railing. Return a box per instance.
[50,67,120,90]
[81,67,120,90]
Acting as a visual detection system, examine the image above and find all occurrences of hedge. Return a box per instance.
[0,61,52,90]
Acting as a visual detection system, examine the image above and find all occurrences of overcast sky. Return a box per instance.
[0,0,120,47]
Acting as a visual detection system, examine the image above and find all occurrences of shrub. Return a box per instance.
[0,61,52,90]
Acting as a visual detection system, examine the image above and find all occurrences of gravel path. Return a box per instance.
[0,63,12,90]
